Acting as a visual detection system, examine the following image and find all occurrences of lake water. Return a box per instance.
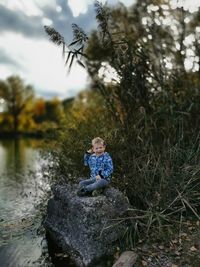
[0,138,53,267]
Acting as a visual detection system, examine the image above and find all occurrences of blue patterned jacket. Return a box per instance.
[84,152,113,181]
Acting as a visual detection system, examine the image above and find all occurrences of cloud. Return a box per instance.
[0,48,22,68]
[0,4,45,38]
[68,0,93,17]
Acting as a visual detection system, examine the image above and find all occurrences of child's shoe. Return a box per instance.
[77,187,91,197]
[77,187,86,197]
[92,188,104,197]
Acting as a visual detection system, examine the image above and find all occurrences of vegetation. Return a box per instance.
[0,75,66,137]
[0,76,34,135]
[43,0,200,250]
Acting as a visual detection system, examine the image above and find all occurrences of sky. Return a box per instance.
[0,0,134,99]
[0,0,199,100]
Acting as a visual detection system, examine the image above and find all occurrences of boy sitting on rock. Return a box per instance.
[77,137,113,197]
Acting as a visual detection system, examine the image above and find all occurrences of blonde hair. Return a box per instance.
[92,137,105,146]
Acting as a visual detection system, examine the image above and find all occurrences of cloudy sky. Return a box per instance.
[0,0,199,99]
[0,0,134,99]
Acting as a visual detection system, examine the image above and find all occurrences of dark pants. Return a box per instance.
[79,178,109,192]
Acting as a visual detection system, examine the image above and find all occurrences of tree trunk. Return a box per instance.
[13,114,19,136]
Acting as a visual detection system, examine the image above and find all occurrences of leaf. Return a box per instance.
[69,54,75,70]
[180,233,187,237]
[74,52,78,59]
[77,51,88,58]
[77,60,85,68]
[141,260,148,266]
[62,43,65,58]
[188,226,194,230]
[68,39,81,47]
[65,51,72,66]
[190,246,197,251]
[77,45,84,52]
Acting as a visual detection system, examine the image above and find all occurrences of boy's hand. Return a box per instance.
[87,148,93,154]
[96,175,101,180]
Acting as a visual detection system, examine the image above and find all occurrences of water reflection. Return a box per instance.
[0,138,51,267]
[0,138,43,177]
[0,139,49,222]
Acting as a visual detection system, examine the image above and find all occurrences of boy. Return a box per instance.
[77,137,113,197]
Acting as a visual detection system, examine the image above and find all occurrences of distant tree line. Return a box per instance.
[0,75,73,137]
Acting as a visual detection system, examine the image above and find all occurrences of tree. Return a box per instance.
[45,98,64,124]
[0,76,34,135]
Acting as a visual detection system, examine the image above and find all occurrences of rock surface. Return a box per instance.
[43,184,131,267]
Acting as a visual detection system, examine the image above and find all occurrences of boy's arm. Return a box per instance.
[84,151,92,166]
[99,155,113,179]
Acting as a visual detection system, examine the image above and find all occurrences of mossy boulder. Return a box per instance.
[43,184,131,267]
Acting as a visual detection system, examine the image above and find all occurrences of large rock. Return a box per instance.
[43,184,131,267]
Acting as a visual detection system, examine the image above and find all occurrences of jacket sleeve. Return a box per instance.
[99,154,113,179]
[84,152,91,166]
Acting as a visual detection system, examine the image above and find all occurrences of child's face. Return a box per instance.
[92,143,105,156]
